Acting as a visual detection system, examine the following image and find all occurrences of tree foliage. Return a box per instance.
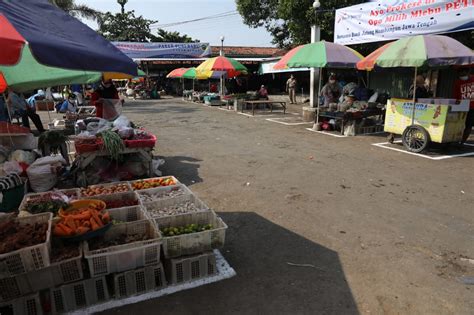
[49,0,101,21]
[236,0,365,48]
[98,10,159,42]
[97,1,196,43]
[237,0,473,53]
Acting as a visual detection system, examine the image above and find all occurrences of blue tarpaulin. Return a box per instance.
[0,0,137,76]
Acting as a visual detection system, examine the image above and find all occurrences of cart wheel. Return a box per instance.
[402,125,430,153]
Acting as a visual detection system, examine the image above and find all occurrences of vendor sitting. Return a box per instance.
[258,85,269,100]
[56,94,78,113]
[339,94,358,112]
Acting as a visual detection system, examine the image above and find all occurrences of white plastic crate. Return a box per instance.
[0,293,43,315]
[108,205,148,223]
[142,193,210,219]
[79,182,132,198]
[0,243,83,303]
[129,176,180,192]
[0,213,52,278]
[49,276,109,314]
[164,251,217,285]
[19,189,78,212]
[113,263,166,299]
[136,184,193,203]
[84,219,161,277]
[156,211,227,258]
[85,191,140,210]
[29,242,83,288]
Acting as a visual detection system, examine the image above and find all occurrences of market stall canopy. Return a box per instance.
[196,56,248,78]
[166,67,223,80]
[0,48,145,93]
[0,47,102,93]
[167,68,189,79]
[273,41,364,70]
[357,35,474,71]
[259,60,309,75]
[0,0,137,76]
[103,69,146,81]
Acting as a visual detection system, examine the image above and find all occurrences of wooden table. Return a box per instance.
[243,100,287,116]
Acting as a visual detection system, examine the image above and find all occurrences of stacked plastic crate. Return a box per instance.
[0,176,227,314]
[132,178,227,285]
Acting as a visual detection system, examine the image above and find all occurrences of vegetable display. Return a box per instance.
[146,201,206,218]
[161,224,213,237]
[50,242,80,263]
[0,220,48,254]
[131,177,176,190]
[89,233,150,250]
[105,199,138,209]
[80,183,130,197]
[139,186,187,202]
[53,201,110,237]
[131,130,153,140]
[22,191,74,214]
[98,130,125,160]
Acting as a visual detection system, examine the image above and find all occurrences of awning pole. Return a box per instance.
[411,67,417,125]
[316,67,322,125]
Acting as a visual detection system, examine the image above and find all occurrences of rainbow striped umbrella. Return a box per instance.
[166,68,211,80]
[196,56,247,78]
[357,35,473,71]
[166,68,189,78]
[274,41,364,70]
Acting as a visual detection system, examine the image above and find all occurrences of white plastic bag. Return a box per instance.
[27,156,66,192]
[86,118,111,135]
[0,146,10,164]
[3,161,22,175]
[113,115,131,128]
[152,158,165,176]
[9,150,36,165]
[118,127,134,139]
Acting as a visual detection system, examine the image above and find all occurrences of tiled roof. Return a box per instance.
[210,46,287,58]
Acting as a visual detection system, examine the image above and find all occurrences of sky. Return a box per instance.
[78,0,275,47]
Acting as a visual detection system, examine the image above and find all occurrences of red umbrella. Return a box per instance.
[0,14,25,65]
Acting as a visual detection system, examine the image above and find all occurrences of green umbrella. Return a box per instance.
[0,46,102,93]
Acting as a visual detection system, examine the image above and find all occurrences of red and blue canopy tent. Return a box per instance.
[0,0,137,75]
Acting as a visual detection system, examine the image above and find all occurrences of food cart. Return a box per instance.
[385,99,469,152]
[357,34,473,153]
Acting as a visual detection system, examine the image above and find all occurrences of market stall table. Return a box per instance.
[74,146,154,186]
[242,100,287,116]
[318,107,384,135]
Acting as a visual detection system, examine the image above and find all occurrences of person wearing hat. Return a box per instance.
[321,73,342,107]
[258,85,269,100]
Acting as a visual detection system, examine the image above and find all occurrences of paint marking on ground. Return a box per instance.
[372,141,474,160]
[266,118,313,126]
[305,128,348,138]
[70,250,236,314]
[237,112,279,118]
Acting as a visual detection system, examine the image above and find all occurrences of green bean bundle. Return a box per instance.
[98,130,124,160]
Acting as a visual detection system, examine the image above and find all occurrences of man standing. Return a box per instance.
[6,88,45,132]
[286,75,297,104]
[453,68,474,144]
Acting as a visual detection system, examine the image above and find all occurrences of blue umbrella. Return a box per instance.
[0,0,137,76]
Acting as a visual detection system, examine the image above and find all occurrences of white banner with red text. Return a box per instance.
[334,0,474,45]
